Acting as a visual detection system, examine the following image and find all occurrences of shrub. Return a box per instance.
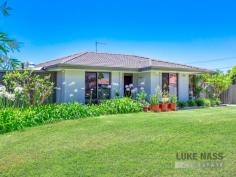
[210,98,221,106]
[203,99,211,107]
[177,101,187,108]
[215,98,222,105]
[2,70,54,107]
[187,100,196,107]
[99,98,142,114]
[136,89,147,105]
[210,99,217,106]
[195,99,205,107]
[0,98,142,134]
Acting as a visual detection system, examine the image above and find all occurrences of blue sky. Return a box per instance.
[1,0,236,71]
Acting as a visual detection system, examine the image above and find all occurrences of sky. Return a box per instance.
[1,0,236,71]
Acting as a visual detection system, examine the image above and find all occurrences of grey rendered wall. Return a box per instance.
[133,72,152,95]
[56,71,65,103]
[61,70,85,103]
[150,71,161,95]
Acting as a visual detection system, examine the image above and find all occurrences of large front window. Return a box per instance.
[189,75,197,100]
[97,72,111,100]
[85,72,111,103]
[162,73,178,96]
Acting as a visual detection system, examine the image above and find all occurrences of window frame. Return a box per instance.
[162,73,179,98]
[85,72,111,103]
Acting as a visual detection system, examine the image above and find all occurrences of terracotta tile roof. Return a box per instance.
[37,52,209,72]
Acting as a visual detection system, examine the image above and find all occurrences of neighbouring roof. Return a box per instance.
[36,52,210,72]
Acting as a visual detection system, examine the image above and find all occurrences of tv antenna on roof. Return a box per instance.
[95,41,106,53]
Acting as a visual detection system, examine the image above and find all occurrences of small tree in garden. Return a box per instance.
[3,70,54,106]
[203,71,232,99]
[229,66,236,84]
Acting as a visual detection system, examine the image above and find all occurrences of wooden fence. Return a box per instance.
[220,85,236,104]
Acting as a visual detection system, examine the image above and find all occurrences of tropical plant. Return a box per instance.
[136,89,147,105]
[150,95,159,105]
[0,1,11,16]
[0,1,21,70]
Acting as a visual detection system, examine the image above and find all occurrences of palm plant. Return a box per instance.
[0,1,21,70]
[0,1,11,16]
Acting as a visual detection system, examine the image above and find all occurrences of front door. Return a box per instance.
[124,74,133,96]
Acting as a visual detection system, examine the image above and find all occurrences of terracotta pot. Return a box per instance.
[170,103,177,111]
[143,106,149,112]
[150,104,160,112]
[160,103,168,112]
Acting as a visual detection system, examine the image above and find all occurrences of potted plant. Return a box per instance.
[143,101,149,112]
[160,91,169,112]
[150,95,160,112]
[169,95,177,111]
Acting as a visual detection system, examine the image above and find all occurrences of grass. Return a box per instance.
[0,106,236,177]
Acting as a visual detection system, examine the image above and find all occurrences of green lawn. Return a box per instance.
[0,106,236,177]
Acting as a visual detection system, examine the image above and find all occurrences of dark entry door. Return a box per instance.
[124,75,133,95]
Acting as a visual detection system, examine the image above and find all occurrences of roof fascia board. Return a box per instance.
[45,64,211,73]
[139,66,211,73]
[45,64,139,72]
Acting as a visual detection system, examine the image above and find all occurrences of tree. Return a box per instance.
[203,71,232,99]
[3,70,55,105]
[0,1,21,70]
[229,66,236,84]
[0,1,11,16]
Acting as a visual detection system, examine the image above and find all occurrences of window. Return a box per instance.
[162,73,169,93]
[85,72,111,103]
[189,75,196,100]
[97,72,111,100]
[85,72,97,102]
[169,73,178,96]
[162,73,178,96]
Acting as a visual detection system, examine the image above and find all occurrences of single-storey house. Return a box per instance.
[36,52,209,104]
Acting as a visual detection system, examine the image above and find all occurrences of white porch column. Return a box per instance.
[178,73,189,101]
[111,71,123,98]
[150,71,161,95]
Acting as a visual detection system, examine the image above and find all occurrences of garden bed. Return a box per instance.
[0,98,142,134]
